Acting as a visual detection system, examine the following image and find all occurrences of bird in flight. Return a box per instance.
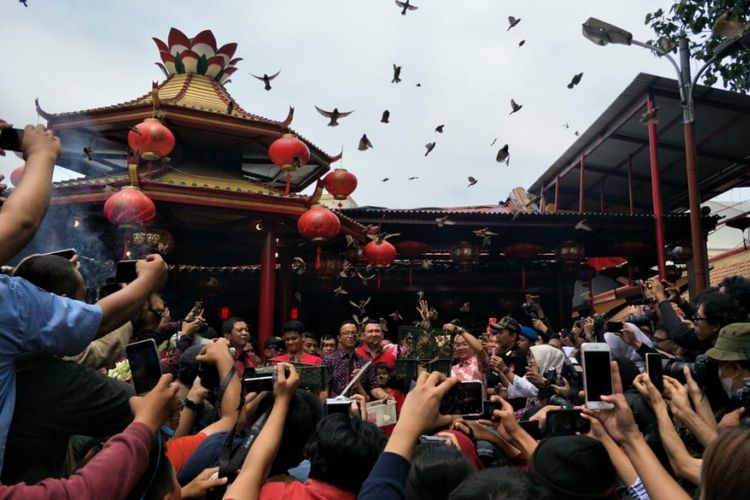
[395,0,418,16]
[518,40,526,47]
[435,124,445,133]
[509,99,523,115]
[408,176,419,180]
[381,177,390,182]
[392,64,402,83]
[459,302,471,313]
[567,72,583,89]
[508,16,521,30]
[358,134,373,151]
[640,107,659,126]
[333,286,348,297]
[575,219,593,232]
[496,144,510,165]
[315,106,354,126]
[435,216,455,227]
[467,176,478,187]
[250,70,281,91]
[381,110,390,123]
[425,142,436,156]
[490,138,497,146]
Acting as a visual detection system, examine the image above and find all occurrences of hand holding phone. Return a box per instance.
[582,343,614,410]
[543,409,590,437]
[115,260,138,283]
[646,353,664,393]
[42,248,77,260]
[126,339,163,395]
[439,380,484,417]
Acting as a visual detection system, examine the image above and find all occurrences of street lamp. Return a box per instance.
[581,17,749,294]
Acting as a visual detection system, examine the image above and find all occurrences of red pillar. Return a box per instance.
[683,121,707,293]
[258,224,277,361]
[578,156,586,214]
[278,253,292,327]
[646,97,667,279]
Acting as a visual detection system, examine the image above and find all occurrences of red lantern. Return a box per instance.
[450,241,480,272]
[502,243,544,259]
[587,257,627,272]
[103,186,157,225]
[297,205,340,268]
[269,134,310,195]
[10,166,24,187]
[323,168,358,203]
[128,118,176,161]
[363,239,397,269]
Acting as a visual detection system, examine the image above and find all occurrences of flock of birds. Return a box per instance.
[245,5,588,191]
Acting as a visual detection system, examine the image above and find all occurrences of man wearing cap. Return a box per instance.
[516,326,538,359]
[264,337,285,361]
[705,323,750,399]
[490,315,527,375]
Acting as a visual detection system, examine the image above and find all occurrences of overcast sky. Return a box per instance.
[1,0,746,207]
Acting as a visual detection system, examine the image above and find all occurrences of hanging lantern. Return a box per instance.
[450,241,480,272]
[297,205,340,268]
[269,133,310,195]
[128,118,176,161]
[555,240,585,271]
[395,241,432,257]
[9,166,24,187]
[363,239,397,269]
[323,167,358,206]
[502,243,544,259]
[103,186,156,226]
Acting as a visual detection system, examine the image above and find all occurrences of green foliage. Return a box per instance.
[645,1,750,93]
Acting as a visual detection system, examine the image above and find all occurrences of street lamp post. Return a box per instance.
[581,18,750,294]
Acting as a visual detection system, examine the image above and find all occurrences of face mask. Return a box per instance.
[719,367,735,397]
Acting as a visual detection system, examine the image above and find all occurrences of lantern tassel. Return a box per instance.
[377,271,381,290]
[315,247,321,269]
[521,266,526,289]
[285,173,291,195]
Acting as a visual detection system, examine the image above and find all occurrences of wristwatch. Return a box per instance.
[182,398,205,412]
[502,367,510,375]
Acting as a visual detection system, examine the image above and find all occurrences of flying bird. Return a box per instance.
[518,40,526,47]
[417,290,425,301]
[294,292,302,302]
[507,16,521,30]
[358,134,373,151]
[575,219,593,232]
[563,122,570,129]
[83,147,93,161]
[292,256,307,276]
[416,83,422,87]
[467,176,478,187]
[345,235,360,251]
[421,260,434,269]
[425,142,436,156]
[574,131,580,136]
[356,272,377,286]
[395,0,418,15]
[658,36,677,53]
[19,0,28,6]
[408,176,419,180]
[349,297,371,314]
[567,72,583,89]
[473,227,498,238]
[388,310,404,322]
[334,286,348,297]
[459,302,471,313]
[435,216,455,227]
[435,124,445,133]
[490,138,497,146]
[713,11,749,39]
[314,106,354,126]
[496,144,510,165]
[250,70,281,91]
[509,99,523,115]
[381,110,390,123]
[392,64,402,83]
[381,177,390,182]
[640,107,659,126]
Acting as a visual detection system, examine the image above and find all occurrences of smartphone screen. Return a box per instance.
[439,380,484,416]
[646,353,664,393]
[543,409,590,437]
[242,376,274,394]
[606,321,623,332]
[126,339,162,395]
[583,348,613,403]
[0,128,23,152]
[326,399,352,415]
[115,260,138,283]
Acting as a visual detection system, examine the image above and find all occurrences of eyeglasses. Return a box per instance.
[653,337,668,344]
[693,317,707,322]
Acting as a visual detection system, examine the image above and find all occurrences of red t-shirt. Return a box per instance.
[257,478,355,500]
[271,353,322,365]
[166,432,207,474]
[355,346,396,369]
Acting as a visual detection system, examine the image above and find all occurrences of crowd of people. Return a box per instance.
[1,119,750,499]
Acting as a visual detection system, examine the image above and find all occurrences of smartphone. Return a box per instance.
[543,409,590,438]
[581,343,614,410]
[439,380,484,417]
[326,399,352,415]
[518,419,542,440]
[126,339,162,394]
[242,376,274,394]
[646,353,664,393]
[480,399,503,420]
[42,248,78,260]
[185,300,204,322]
[0,128,23,152]
[115,260,138,283]
[606,321,623,333]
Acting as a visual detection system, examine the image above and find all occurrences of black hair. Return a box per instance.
[362,318,381,328]
[13,255,81,297]
[281,320,306,335]
[320,334,338,344]
[307,413,387,494]
[697,288,746,327]
[405,444,473,500]
[337,320,359,333]
[449,467,558,500]
[374,362,392,373]
[303,331,319,341]
[126,448,176,500]
[221,316,246,335]
[255,390,323,475]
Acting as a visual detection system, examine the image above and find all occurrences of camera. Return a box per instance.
[661,354,714,387]
[543,368,559,386]
[520,302,537,320]
[624,308,657,328]
[731,381,750,414]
